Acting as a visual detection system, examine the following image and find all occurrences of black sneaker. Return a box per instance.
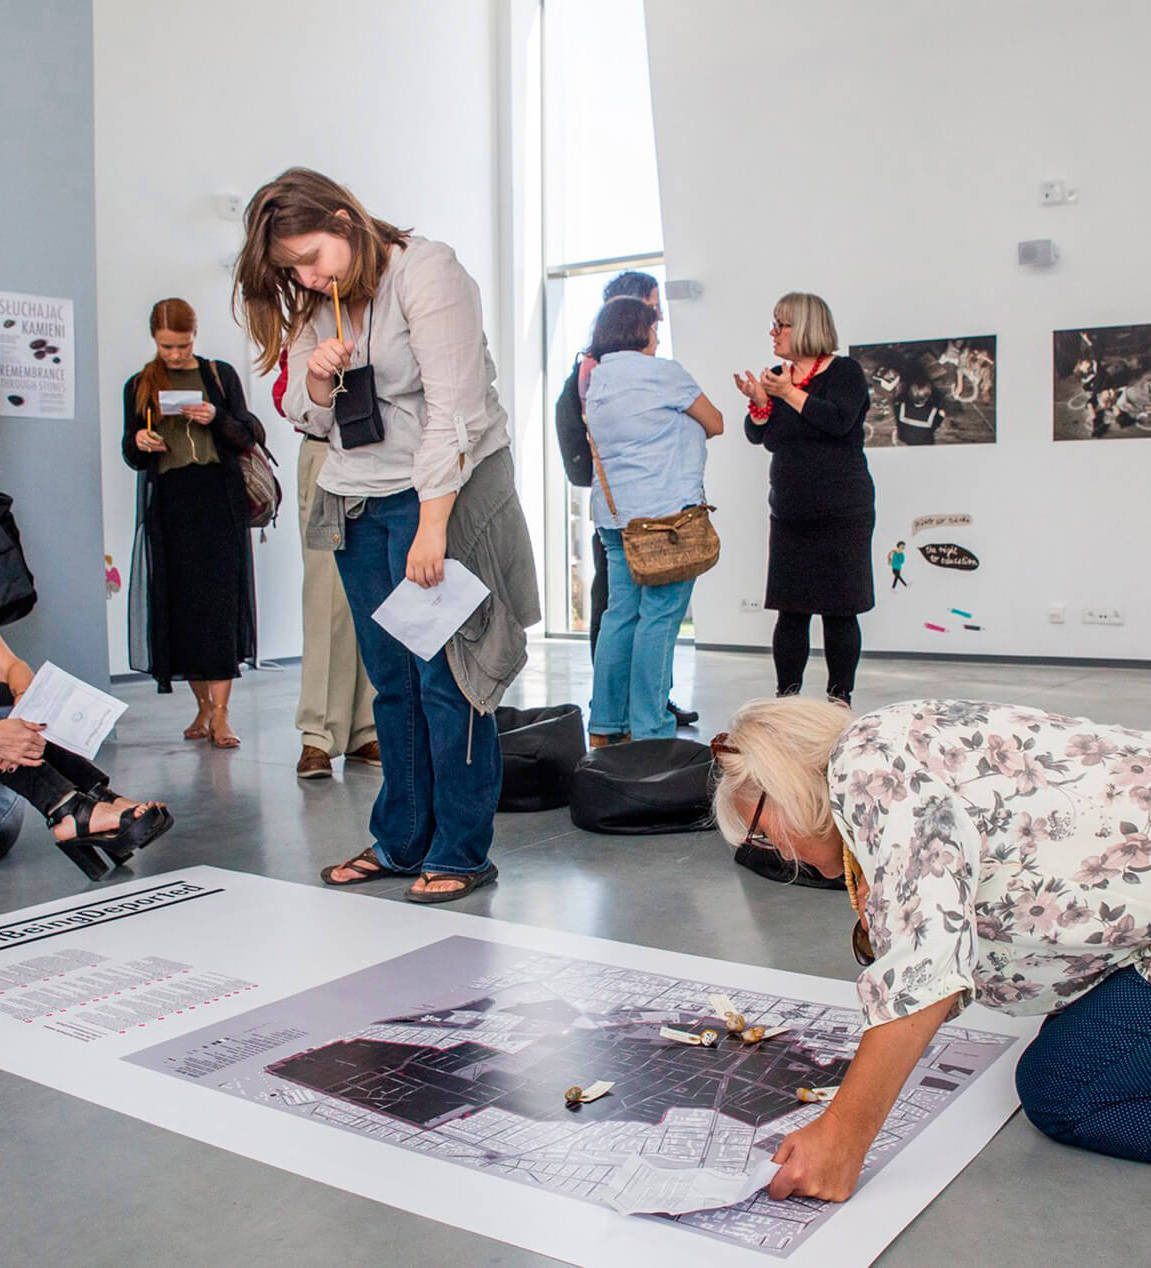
[667,700,699,728]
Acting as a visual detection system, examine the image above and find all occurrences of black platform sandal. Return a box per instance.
[93,784,174,856]
[45,791,174,881]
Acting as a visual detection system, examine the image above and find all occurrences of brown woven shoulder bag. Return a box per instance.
[585,425,720,587]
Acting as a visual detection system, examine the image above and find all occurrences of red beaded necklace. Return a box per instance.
[747,354,827,422]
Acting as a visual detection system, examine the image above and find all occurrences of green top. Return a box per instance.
[155,367,220,473]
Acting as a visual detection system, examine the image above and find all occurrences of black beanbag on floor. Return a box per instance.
[733,840,847,890]
[495,703,586,812]
[569,738,714,834]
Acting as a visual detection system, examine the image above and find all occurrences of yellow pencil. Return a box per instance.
[332,278,343,343]
[146,406,152,433]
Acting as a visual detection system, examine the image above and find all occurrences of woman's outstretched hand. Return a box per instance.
[733,370,769,410]
[768,1107,870,1202]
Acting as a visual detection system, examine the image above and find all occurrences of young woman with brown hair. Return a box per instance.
[122,298,259,746]
[234,168,538,903]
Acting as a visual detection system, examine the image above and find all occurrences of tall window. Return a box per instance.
[542,0,667,635]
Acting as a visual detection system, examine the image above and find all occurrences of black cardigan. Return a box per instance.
[744,356,875,520]
[122,356,259,690]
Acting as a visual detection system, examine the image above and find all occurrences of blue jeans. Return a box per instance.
[589,528,694,741]
[1015,966,1151,1163]
[334,490,501,876]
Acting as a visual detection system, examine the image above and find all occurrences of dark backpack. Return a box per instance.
[554,355,594,487]
[0,492,36,625]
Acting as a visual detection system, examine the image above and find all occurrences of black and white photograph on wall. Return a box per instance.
[849,336,997,448]
[1053,323,1151,441]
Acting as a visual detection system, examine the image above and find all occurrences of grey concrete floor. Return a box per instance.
[2,640,1149,1266]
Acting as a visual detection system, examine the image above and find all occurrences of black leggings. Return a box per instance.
[0,742,107,820]
[773,611,862,704]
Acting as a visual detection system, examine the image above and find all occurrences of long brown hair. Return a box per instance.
[134,298,197,418]
[233,168,410,373]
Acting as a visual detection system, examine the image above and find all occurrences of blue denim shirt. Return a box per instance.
[586,352,704,529]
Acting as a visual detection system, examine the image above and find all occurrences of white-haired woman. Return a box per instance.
[733,294,874,706]
[712,696,1151,1202]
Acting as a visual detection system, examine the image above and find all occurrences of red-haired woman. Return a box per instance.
[122,299,259,746]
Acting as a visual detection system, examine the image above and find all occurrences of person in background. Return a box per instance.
[0,634,172,879]
[235,167,538,902]
[556,269,698,728]
[122,298,258,747]
[712,695,1151,1200]
[585,297,722,745]
[270,349,380,780]
[735,292,875,708]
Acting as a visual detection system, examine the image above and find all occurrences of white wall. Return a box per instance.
[93,0,503,673]
[646,0,1151,661]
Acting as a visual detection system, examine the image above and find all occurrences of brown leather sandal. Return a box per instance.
[320,847,413,887]
[406,863,499,904]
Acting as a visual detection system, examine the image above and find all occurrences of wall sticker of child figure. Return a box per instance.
[888,541,908,589]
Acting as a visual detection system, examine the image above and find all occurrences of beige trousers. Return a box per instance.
[295,437,376,755]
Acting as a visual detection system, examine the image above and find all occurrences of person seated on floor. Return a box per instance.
[711,695,1151,1202]
[0,634,173,881]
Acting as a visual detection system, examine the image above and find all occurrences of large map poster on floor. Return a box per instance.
[0,869,1035,1266]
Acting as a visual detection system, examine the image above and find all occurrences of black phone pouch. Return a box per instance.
[333,298,384,449]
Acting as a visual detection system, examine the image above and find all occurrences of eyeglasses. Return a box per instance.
[710,736,772,845]
[770,320,792,335]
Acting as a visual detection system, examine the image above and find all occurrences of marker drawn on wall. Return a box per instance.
[104,555,121,599]
[911,513,972,537]
[924,608,984,635]
[919,542,979,571]
[887,541,909,590]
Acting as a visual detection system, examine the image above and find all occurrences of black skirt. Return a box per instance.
[157,464,245,681]
[766,512,875,616]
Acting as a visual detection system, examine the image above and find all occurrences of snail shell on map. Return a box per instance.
[564,1085,584,1104]
[724,1012,746,1032]
[699,1029,720,1047]
[741,1027,766,1044]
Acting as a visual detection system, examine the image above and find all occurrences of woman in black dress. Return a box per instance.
[122,298,258,746]
[734,292,874,706]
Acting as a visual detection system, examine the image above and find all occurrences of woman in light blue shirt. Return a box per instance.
[585,298,723,743]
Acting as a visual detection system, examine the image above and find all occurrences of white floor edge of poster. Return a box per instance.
[0,867,1039,1267]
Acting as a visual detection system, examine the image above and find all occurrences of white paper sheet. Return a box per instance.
[606,1154,781,1216]
[157,389,203,415]
[9,660,127,759]
[371,558,490,660]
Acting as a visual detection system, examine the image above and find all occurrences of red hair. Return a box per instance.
[133,298,197,418]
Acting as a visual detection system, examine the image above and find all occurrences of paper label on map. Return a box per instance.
[606,1153,781,1216]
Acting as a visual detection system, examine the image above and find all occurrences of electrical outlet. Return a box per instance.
[1082,607,1124,626]
[740,598,763,612]
[1039,180,1078,206]
[1048,604,1066,624]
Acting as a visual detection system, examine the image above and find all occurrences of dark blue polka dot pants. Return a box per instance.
[1014,966,1151,1163]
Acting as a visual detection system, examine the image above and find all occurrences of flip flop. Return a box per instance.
[406,863,499,904]
[320,847,415,887]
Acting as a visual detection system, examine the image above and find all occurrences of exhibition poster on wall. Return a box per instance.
[1053,323,1151,441]
[850,336,997,449]
[0,290,75,420]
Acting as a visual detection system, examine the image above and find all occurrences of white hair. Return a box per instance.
[713,696,853,853]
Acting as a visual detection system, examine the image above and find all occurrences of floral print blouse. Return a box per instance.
[827,700,1151,1028]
